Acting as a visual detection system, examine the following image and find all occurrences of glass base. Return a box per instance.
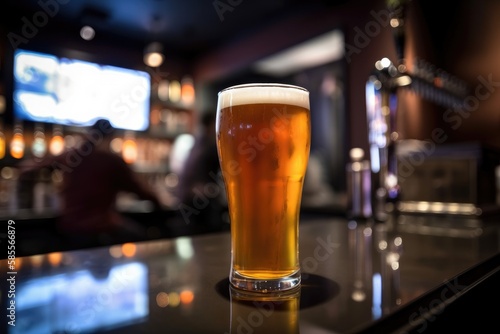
[229,269,301,293]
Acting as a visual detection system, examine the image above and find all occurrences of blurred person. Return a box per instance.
[176,111,227,231]
[19,119,161,247]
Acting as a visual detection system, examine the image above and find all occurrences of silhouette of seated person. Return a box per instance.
[19,119,161,247]
[176,112,227,231]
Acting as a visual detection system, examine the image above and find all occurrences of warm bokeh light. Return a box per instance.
[1,167,13,179]
[0,95,5,114]
[155,290,196,308]
[394,237,403,247]
[144,52,164,67]
[49,135,65,156]
[181,76,195,105]
[391,261,400,271]
[11,257,22,270]
[390,18,400,28]
[143,42,165,67]
[10,133,25,159]
[30,254,44,268]
[0,132,5,159]
[180,290,194,305]
[110,137,123,154]
[169,80,181,103]
[48,252,63,266]
[168,292,180,307]
[122,139,138,164]
[158,80,169,101]
[64,135,77,149]
[122,242,137,257]
[150,108,161,126]
[164,173,179,188]
[156,292,169,307]
[109,245,123,258]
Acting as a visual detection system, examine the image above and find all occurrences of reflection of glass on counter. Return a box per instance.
[229,287,300,334]
[348,220,373,303]
[373,222,403,316]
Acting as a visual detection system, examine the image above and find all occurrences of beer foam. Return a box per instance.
[218,83,309,109]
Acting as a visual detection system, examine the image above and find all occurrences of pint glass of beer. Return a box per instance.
[216,83,310,293]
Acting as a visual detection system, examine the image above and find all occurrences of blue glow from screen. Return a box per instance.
[10,262,149,334]
[13,49,151,131]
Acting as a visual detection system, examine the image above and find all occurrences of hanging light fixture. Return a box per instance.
[143,14,165,68]
[144,42,164,67]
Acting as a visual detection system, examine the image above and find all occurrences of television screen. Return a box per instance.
[13,49,151,131]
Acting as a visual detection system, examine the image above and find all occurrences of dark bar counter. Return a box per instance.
[1,213,499,333]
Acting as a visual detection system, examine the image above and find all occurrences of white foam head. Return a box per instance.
[218,83,309,110]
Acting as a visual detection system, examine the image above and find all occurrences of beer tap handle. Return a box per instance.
[405,58,469,109]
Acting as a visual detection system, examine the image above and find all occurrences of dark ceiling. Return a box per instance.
[1,0,347,60]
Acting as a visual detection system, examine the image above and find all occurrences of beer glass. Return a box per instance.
[216,83,310,293]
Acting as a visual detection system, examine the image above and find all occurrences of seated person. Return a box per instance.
[19,119,161,247]
[176,112,227,231]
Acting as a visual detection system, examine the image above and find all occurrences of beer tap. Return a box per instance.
[366,58,406,221]
[366,0,469,221]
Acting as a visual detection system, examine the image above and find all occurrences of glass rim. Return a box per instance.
[218,83,308,95]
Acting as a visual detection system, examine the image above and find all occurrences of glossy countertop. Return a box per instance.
[1,213,499,334]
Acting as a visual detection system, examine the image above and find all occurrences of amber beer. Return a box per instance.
[229,286,300,333]
[216,83,310,292]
